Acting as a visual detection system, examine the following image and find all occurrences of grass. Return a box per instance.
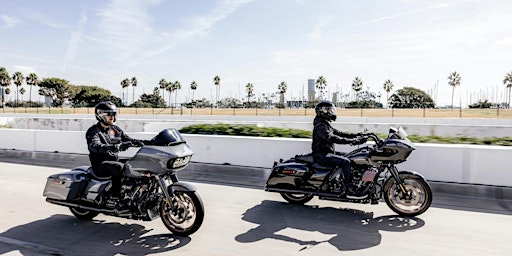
[179,124,512,146]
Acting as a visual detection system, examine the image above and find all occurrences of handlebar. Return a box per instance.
[361,133,384,148]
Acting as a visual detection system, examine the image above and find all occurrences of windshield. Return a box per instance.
[150,128,186,146]
[397,127,408,140]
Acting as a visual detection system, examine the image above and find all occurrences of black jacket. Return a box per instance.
[312,116,358,159]
[85,122,137,170]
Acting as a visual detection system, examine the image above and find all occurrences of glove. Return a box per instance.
[351,137,367,146]
[119,141,133,151]
[132,140,144,147]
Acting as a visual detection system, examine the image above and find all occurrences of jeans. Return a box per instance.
[316,153,351,184]
[93,161,124,197]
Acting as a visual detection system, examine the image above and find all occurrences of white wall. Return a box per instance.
[1,128,511,187]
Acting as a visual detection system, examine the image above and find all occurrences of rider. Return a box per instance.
[312,101,366,195]
[85,101,145,205]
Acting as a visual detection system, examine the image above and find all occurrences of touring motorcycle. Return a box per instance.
[43,128,204,236]
[265,126,432,217]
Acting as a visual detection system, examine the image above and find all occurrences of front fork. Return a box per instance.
[387,165,410,198]
[156,175,176,210]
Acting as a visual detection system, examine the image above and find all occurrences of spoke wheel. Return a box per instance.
[384,174,432,217]
[280,193,314,205]
[160,191,204,236]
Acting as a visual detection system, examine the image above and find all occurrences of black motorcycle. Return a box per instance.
[43,128,204,236]
[265,126,432,217]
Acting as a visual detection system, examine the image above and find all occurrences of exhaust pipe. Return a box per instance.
[45,198,129,214]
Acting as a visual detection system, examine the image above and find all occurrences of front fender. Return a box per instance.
[384,170,428,186]
[167,181,197,195]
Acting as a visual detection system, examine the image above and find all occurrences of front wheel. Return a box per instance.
[384,173,432,217]
[280,193,314,205]
[69,207,99,220]
[160,190,204,236]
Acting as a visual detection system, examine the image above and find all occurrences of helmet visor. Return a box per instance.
[322,106,336,115]
[97,109,117,117]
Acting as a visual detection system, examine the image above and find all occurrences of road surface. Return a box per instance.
[0,162,510,256]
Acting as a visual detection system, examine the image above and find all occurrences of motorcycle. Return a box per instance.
[265,126,432,217]
[43,128,204,236]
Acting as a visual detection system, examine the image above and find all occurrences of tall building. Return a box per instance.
[307,79,315,101]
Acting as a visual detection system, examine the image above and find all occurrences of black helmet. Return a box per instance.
[94,101,117,125]
[315,101,337,121]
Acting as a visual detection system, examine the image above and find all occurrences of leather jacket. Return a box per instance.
[312,116,358,159]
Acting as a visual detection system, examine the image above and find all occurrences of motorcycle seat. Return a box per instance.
[86,167,112,180]
[294,153,314,163]
[311,163,333,170]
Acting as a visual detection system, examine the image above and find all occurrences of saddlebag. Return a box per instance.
[43,170,88,200]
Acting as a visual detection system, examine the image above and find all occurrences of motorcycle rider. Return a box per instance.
[85,101,145,206]
[312,101,366,195]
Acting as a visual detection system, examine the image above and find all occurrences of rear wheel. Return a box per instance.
[384,173,432,217]
[280,193,314,205]
[160,190,204,236]
[69,207,99,220]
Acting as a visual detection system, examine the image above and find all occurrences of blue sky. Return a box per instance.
[1,0,511,107]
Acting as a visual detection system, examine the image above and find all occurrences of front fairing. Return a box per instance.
[127,143,194,175]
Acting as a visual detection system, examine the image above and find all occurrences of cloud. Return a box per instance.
[0,14,20,29]
[62,8,88,72]
[142,0,254,59]
[308,17,334,40]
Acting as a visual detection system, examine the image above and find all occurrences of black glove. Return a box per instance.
[119,141,133,151]
[351,137,367,146]
[132,140,144,147]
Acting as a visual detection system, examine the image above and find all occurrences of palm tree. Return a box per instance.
[383,79,394,108]
[159,79,168,106]
[0,67,11,107]
[503,71,512,108]
[120,78,130,104]
[315,76,327,100]
[12,71,24,108]
[173,80,181,108]
[352,76,363,100]
[190,81,198,102]
[447,71,461,109]
[26,73,39,105]
[245,83,254,104]
[213,75,220,107]
[278,81,287,107]
[131,77,137,103]
[19,87,26,102]
[166,81,174,108]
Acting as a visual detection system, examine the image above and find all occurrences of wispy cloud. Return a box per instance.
[96,0,155,62]
[308,16,334,40]
[348,0,469,29]
[62,8,88,72]
[142,0,254,60]
[0,14,20,29]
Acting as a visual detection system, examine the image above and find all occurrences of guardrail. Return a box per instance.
[0,128,511,187]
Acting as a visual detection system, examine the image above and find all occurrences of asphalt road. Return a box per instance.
[0,162,511,256]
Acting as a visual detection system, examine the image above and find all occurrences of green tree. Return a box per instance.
[12,71,24,107]
[278,81,287,108]
[70,85,118,107]
[448,71,461,108]
[120,78,130,105]
[158,78,168,106]
[173,80,181,107]
[503,71,512,109]
[131,77,137,103]
[166,81,174,108]
[132,87,167,108]
[0,67,11,107]
[38,77,71,107]
[19,87,26,101]
[245,82,254,104]
[213,75,221,107]
[352,76,363,100]
[26,73,39,105]
[315,76,327,100]
[383,79,394,108]
[388,87,435,108]
[190,81,198,102]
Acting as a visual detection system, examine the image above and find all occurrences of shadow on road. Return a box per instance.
[236,200,424,252]
[0,214,190,256]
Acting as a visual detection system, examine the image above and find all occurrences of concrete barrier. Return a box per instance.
[1,128,511,187]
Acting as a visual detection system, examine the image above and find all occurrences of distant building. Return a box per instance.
[307,79,315,101]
